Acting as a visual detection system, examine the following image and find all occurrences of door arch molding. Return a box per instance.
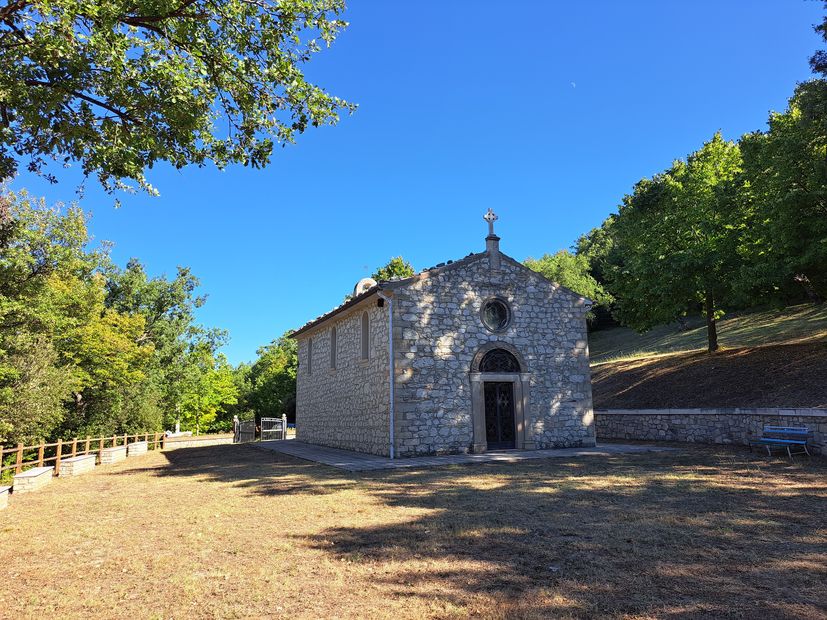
[469,344,532,453]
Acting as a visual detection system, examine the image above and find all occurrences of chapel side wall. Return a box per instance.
[392,257,595,456]
[295,302,390,455]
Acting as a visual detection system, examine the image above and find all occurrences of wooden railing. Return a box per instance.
[0,432,165,478]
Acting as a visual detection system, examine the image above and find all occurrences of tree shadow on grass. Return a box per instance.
[124,443,358,497]
[298,449,827,618]
[119,443,826,617]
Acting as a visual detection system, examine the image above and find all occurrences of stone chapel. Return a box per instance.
[291,211,596,457]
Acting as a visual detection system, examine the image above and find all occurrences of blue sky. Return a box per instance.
[10,1,823,364]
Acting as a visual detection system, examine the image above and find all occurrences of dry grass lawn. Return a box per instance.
[1,444,825,619]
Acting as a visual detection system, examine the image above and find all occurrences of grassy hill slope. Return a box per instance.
[589,304,827,409]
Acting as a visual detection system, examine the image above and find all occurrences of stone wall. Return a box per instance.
[295,299,391,456]
[392,254,595,456]
[163,435,234,450]
[13,466,54,493]
[596,408,826,455]
[99,445,127,464]
[59,454,96,476]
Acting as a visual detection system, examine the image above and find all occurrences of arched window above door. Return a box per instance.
[479,349,521,373]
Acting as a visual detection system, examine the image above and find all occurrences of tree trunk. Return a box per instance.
[705,291,719,353]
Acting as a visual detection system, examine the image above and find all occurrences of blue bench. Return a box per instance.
[749,425,813,459]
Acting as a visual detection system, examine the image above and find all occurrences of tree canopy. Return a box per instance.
[0,189,238,443]
[524,250,613,317]
[372,256,415,282]
[0,0,355,197]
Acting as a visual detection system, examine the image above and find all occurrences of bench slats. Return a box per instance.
[750,425,812,458]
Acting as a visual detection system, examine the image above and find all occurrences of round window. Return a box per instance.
[481,298,510,332]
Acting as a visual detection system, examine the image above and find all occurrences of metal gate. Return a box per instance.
[260,416,287,441]
[234,419,256,443]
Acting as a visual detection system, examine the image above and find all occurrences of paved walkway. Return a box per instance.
[252,439,675,472]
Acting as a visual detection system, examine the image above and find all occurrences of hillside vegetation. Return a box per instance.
[590,304,827,409]
[590,304,827,363]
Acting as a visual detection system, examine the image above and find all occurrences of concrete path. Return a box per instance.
[253,439,676,472]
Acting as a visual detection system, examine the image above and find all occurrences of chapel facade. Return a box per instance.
[291,211,596,457]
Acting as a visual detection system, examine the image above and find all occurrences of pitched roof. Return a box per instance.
[289,250,591,339]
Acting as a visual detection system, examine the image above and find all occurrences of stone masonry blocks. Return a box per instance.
[296,301,391,456]
[100,445,127,465]
[595,408,825,456]
[127,441,148,457]
[13,466,54,494]
[295,252,596,457]
[392,255,596,456]
[59,454,97,476]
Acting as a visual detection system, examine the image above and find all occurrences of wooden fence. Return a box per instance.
[0,433,165,479]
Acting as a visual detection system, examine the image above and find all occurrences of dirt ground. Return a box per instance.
[1,444,825,619]
[592,342,827,409]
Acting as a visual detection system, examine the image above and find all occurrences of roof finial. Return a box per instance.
[483,208,498,237]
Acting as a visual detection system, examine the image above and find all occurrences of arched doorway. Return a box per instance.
[469,345,532,453]
[479,350,520,449]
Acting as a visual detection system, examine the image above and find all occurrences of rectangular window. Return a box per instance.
[361,312,369,360]
[330,326,337,369]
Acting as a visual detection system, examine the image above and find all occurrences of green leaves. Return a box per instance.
[524,250,613,318]
[607,133,744,350]
[372,257,415,282]
[0,0,355,196]
[0,189,234,441]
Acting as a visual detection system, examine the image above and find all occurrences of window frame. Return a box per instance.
[360,311,370,361]
[330,325,337,370]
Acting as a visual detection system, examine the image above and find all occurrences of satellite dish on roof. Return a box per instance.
[353,277,377,297]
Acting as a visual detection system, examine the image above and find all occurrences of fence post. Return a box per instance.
[161,433,166,450]
[15,443,23,474]
[282,414,288,440]
[123,433,128,448]
[99,437,104,462]
[111,435,116,448]
[55,439,62,476]
[71,438,77,458]
[37,442,44,468]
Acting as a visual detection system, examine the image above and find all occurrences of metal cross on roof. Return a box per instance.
[483,208,498,237]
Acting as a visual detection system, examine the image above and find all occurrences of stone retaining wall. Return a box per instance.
[127,441,148,456]
[13,466,54,493]
[163,436,234,450]
[595,408,826,455]
[100,445,127,464]
[59,454,96,476]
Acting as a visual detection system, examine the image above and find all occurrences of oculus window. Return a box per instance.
[481,298,511,332]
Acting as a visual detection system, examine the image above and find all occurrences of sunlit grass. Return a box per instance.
[0,444,824,618]
[590,303,827,364]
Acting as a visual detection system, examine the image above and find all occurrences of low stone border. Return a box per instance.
[595,408,826,455]
[163,436,234,450]
[13,466,55,494]
[100,445,128,465]
[0,486,9,510]
[127,441,148,457]
[59,454,97,477]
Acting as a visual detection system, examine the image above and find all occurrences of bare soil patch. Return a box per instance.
[1,444,825,618]
[592,342,827,409]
